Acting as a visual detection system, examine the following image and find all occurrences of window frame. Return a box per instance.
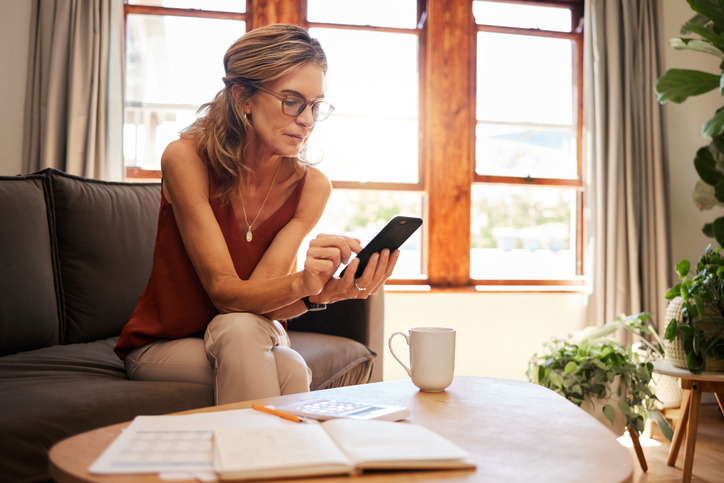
[122,0,585,291]
[470,0,585,287]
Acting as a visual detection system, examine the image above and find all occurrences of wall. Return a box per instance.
[0,0,32,176]
[661,1,723,277]
[383,291,587,382]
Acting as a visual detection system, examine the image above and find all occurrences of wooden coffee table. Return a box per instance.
[49,376,633,483]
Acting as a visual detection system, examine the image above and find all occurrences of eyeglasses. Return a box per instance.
[253,85,335,122]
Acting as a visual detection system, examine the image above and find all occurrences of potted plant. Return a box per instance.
[527,324,656,436]
[663,245,724,373]
[655,0,724,244]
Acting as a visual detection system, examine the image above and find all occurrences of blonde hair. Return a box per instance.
[182,24,328,203]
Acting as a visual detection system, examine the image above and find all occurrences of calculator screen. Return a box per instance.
[345,406,383,417]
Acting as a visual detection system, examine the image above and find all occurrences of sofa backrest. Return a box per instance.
[0,169,162,356]
[47,169,161,344]
[0,174,59,356]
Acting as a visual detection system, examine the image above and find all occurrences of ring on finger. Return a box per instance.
[354,280,367,291]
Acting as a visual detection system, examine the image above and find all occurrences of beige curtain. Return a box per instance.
[583,0,670,335]
[22,0,123,180]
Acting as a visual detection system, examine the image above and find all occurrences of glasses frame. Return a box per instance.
[253,85,335,122]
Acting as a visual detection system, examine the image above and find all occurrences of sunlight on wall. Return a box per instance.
[382,291,587,383]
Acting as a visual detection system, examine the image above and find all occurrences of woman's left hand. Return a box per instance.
[312,248,400,304]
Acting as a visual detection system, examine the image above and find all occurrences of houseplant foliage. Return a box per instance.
[664,245,724,373]
[655,0,724,244]
[527,324,655,435]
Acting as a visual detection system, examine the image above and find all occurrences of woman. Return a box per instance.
[115,24,399,405]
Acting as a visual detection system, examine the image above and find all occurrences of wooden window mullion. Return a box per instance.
[424,0,475,287]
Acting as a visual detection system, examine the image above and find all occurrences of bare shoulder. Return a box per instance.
[294,166,331,225]
[303,166,332,198]
[160,137,209,204]
[161,138,204,173]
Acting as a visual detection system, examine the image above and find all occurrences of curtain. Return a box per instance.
[22,0,123,180]
[583,0,670,336]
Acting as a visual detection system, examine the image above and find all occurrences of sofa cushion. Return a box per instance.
[45,169,161,344]
[288,331,376,390]
[0,338,213,483]
[0,174,58,357]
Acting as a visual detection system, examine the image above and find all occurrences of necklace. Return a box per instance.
[238,161,281,242]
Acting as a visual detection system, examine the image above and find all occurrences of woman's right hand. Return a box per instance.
[302,234,362,295]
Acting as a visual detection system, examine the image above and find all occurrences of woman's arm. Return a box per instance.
[161,139,353,315]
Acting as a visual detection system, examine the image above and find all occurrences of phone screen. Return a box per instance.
[340,216,423,279]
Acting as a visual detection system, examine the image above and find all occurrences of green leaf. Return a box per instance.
[681,14,713,35]
[712,216,724,246]
[681,21,724,51]
[694,180,720,210]
[695,146,724,186]
[665,319,679,341]
[564,361,578,376]
[649,410,674,442]
[694,294,705,319]
[694,328,702,354]
[670,38,724,60]
[676,258,691,278]
[687,350,706,373]
[656,68,720,103]
[711,341,724,360]
[617,400,633,416]
[702,106,724,138]
[550,373,564,388]
[713,133,724,157]
[704,222,715,237]
[687,0,724,31]
[602,404,617,426]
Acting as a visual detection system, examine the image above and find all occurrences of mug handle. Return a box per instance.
[388,331,412,376]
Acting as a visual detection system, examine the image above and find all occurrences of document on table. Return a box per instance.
[89,409,294,477]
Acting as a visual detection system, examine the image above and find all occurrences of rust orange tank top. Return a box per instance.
[115,167,306,360]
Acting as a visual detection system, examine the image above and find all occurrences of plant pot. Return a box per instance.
[664,296,724,372]
[579,375,626,436]
[652,373,683,409]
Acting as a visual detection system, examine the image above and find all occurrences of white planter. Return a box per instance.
[579,376,627,436]
[652,373,683,410]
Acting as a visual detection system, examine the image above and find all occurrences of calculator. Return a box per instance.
[274,399,411,421]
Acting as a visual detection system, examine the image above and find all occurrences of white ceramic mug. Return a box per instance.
[388,327,456,392]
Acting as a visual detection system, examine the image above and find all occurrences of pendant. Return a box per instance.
[246,228,253,242]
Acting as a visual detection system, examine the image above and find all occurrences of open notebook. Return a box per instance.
[213,418,475,481]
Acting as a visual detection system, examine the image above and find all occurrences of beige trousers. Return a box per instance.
[124,313,311,405]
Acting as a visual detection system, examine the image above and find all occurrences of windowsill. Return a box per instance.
[384,282,586,294]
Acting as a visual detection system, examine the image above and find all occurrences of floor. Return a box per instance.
[626,403,724,482]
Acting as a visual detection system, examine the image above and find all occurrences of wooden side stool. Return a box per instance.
[653,360,724,483]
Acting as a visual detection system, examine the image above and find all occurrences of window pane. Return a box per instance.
[473,1,571,32]
[298,190,425,279]
[308,28,419,183]
[470,184,576,279]
[124,15,245,169]
[475,123,577,179]
[128,0,246,13]
[308,0,417,29]
[477,32,573,125]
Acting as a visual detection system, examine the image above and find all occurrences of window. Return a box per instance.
[123,1,248,178]
[471,0,584,283]
[299,0,426,281]
[123,0,584,289]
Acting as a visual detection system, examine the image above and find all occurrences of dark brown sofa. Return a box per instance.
[0,168,384,483]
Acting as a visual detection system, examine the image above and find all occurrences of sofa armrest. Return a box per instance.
[288,289,384,382]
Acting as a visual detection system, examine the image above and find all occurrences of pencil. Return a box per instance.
[251,403,305,423]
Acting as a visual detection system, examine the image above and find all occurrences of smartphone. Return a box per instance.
[340,216,423,279]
